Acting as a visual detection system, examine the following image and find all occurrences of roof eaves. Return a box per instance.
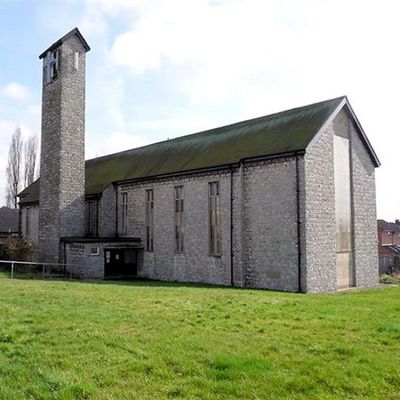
[112,150,304,187]
[39,27,90,59]
[305,96,380,168]
[18,200,39,206]
[343,99,381,167]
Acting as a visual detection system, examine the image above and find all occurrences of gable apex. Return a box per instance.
[306,96,380,168]
[39,27,90,59]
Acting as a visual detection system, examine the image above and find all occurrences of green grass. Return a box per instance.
[0,275,399,399]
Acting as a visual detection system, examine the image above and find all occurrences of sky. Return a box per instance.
[0,0,399,220]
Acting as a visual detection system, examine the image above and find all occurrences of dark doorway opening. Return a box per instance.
[104,248,138,279]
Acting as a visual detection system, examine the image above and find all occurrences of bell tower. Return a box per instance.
[38,28,90,263]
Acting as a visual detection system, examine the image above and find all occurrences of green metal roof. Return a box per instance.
[19,96,346,204]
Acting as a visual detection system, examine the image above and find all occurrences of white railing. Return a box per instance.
[0,260,75,279]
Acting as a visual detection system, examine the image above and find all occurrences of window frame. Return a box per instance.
[25,207,30,237]
[90,246,100,256]
[49,49,60,83]
[208,181,222,256]
[174,186,184,254]
[85,200,98,237]
[145,189,154,252]
[121,192,128,236]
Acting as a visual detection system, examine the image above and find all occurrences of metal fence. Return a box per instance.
[379,255,400,275]
[0,260,75,279]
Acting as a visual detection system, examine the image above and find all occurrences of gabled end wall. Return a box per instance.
[302,106,378,293]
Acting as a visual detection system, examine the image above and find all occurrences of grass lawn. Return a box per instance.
[0,275,399,399]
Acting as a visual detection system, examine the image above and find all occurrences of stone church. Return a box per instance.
[19,28,380,293]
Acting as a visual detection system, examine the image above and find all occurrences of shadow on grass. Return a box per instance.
[3,271,391,297]
[63,277,261,292]
[0,271,296,295]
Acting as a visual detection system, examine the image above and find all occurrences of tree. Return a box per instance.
[6,127,23,209]
[3,237,36,261]
[23,135,38,188]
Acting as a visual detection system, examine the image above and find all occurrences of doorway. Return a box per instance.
[104,248,138,279]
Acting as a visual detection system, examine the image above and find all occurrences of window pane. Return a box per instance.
[334,135,354,288]
[209,182,221,255]
[174,186,184,253]
[121,192,128,235]
[145,190,154,252]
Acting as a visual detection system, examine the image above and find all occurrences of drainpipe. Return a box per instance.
[230,166,234,287]
[295,153,302,292]
[63,241,67,275]
[115,185,119,238]
[18,204,22,238]
[96,199,99,238]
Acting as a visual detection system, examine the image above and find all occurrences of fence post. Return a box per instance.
[11,262,14,279]
[42,263,45,279]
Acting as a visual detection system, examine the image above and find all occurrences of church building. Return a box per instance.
[19,28,380,293]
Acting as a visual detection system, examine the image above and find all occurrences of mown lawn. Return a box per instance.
[0,275,399,400]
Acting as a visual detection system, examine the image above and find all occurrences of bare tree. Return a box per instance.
[23,135,38,188]
[6,127,23,209]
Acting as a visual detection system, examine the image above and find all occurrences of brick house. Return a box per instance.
[18,28,380,293]
[0,207,19,258]
[377,219,400,273]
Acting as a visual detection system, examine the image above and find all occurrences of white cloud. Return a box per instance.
[86,130,148,159]
[106,0,400,109]
[105,0,400,220]
[108,0,307,103]
[80,6,109,37]
[2,83,30,101]
[10,0,397,220]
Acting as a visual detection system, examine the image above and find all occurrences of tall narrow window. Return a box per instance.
[174,186,184,253]
[25,208,30,237]
[85,200,98,237]
[44,49,60,84]
[334,135,354,288]
[51,49,59,80]
[209,182,221,256]
[145,189,154,252]
[121,192,128,236]
[74,51,79,70]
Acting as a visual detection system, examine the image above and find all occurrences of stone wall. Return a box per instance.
[98,185,116,237]
[38,33,87,263]
[241,158,300,292]
[303,123,337,293]
[231,168,245,287]
[21,204,39,246]
[65,243,86,277]
[347,112,379,288]
[64,242,105,279]
[303,108,379,293]
[114,159,302,291]
[118,171,233,285]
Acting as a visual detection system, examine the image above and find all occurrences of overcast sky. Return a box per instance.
[0,0,398,220]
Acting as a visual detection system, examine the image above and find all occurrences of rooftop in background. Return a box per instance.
[378,219,400,233]
[0,207,19,233]
[18,96,379,205]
